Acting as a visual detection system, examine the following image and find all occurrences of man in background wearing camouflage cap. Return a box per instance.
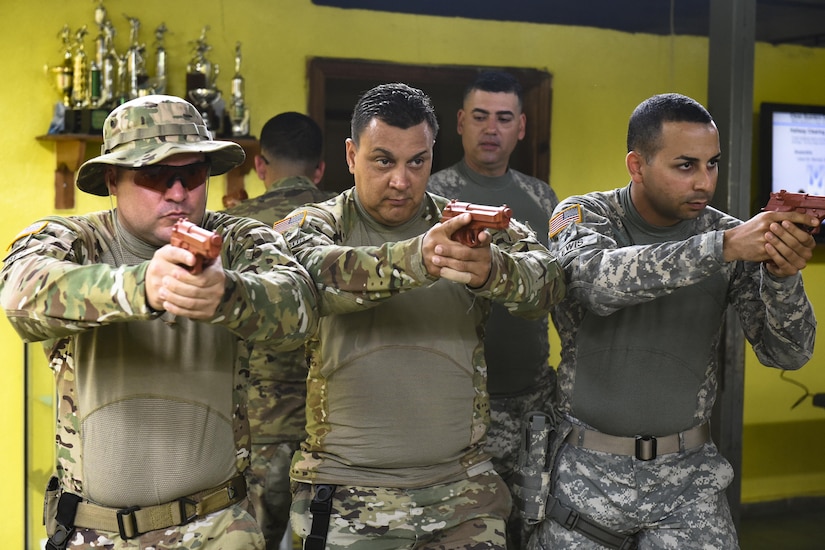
[0,95,318,549]
[223,112,333,549]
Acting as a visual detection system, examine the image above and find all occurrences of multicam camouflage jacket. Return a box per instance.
[224,176,334,444]
[280,188,564,316]
[549,185,816,435]
[224,175,335,227]
[279,188,566,486]
[0,210,318,501]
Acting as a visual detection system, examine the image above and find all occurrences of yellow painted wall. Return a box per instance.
[2,1,824,546]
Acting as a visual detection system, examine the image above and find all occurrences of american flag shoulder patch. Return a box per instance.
[548,204,583,238]
[272,211,307,234]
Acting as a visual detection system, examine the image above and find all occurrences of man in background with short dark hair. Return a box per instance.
[224,111,333,549]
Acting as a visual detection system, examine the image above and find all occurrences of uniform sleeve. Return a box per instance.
[211,217,319,349]
[0,220,155,342]
[470,218,566,319]
[729,262,816,370]
[280,208,437,316]
[552,194,816,369]
[549,196,728,316]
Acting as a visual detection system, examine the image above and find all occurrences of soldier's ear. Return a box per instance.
[626,151,644,183]
[345,138,357,174]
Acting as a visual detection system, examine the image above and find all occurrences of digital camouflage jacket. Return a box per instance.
[549,185,816,436]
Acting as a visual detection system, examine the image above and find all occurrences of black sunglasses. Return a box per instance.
[130,161,211,193]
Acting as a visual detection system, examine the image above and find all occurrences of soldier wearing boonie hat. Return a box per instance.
[0,94,319,549]
[77,94,245,196]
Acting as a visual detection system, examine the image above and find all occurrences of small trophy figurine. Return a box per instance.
[230,41,250,137]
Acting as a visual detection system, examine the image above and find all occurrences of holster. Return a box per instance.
[511,409,571,524]
[44,475,81,550]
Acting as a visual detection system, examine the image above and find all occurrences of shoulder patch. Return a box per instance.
[549,204,582,238]
[7,221,49,250]
[272,212,307,234]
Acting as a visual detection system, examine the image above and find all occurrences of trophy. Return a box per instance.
[229,41,250,137]
[45,25,74,133]
[124,14,148,99]
[93,2,117,108]
[115,52,129,105]
[71,26,90,109]
[186,26,223,134]
[47,25,74,109]
[146,23,168,95]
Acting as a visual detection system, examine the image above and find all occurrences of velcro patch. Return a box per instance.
[6,221,48,250]
[548,204,583,238]
[272,212,307,234]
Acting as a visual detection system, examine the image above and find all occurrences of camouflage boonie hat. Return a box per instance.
[76,94,246,196]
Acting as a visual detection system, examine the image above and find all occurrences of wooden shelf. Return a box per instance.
[36,134,259,210]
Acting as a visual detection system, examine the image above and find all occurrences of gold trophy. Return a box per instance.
[230,41,250,137]
[45,25,74,133]
[71,26,90,109]
[47,25,74,109]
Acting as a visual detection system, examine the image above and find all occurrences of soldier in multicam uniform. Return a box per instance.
[277,83,566,550]
[223,112,334,549]
[0,95,318,550]
[428,70,559,549]
[527,93,817,550]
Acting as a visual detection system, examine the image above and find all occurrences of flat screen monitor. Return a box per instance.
[759,102,825,238]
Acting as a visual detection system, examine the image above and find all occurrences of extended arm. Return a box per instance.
[427,214,565,318]
[0,216,318,350]
[0,220,155,342]
[280,205,436,316]
[550,195,730,316]
[731,263,816,370]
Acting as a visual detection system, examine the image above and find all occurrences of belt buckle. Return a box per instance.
[47,524,75,548]
[116,506,141,539]
[177,496,198,525]
[635,435,657,461]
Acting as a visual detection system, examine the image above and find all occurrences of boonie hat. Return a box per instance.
[76,94,245,196]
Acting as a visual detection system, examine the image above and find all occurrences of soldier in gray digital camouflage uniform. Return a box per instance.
[0,95,318,550]
[428,70,559,549]
[526,93,817,550]
[277,83,566,550]
[223,112,334,549]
